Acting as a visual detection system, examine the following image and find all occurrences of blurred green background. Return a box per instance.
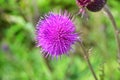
[0,0,120,80]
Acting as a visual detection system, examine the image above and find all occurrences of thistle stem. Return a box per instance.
[103,5,120,61]
[78,41,98,80]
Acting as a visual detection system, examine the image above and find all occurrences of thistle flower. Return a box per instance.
[76,0,91,7]
[36,11,78,58]
[76,0,91,16]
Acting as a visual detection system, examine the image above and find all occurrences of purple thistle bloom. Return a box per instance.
[36,11,78,58]
[76,0,92,18]
[76,0,91,7]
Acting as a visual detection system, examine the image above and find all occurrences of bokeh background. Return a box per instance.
[0,0,120,80]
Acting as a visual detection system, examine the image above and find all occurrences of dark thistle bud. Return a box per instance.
[87,0,107,12]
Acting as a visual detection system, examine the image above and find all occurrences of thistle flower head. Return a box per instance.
[76,0,92,18]
[76,0,91,7]
[36,11,78,58]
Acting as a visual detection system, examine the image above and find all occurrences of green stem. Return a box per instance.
[103,5,120,62]
[78,41,98,80]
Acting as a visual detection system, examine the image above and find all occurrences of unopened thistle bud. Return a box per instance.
[76,0,107,14]
[87,0,107,12]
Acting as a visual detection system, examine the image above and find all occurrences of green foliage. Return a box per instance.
[0,0,120,80]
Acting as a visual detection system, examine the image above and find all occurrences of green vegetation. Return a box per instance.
[0,0,120,80]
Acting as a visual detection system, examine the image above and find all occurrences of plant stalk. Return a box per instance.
[78,41,98,80]
[103,5,120,62]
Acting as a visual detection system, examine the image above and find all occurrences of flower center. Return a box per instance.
[55,28,65,41]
